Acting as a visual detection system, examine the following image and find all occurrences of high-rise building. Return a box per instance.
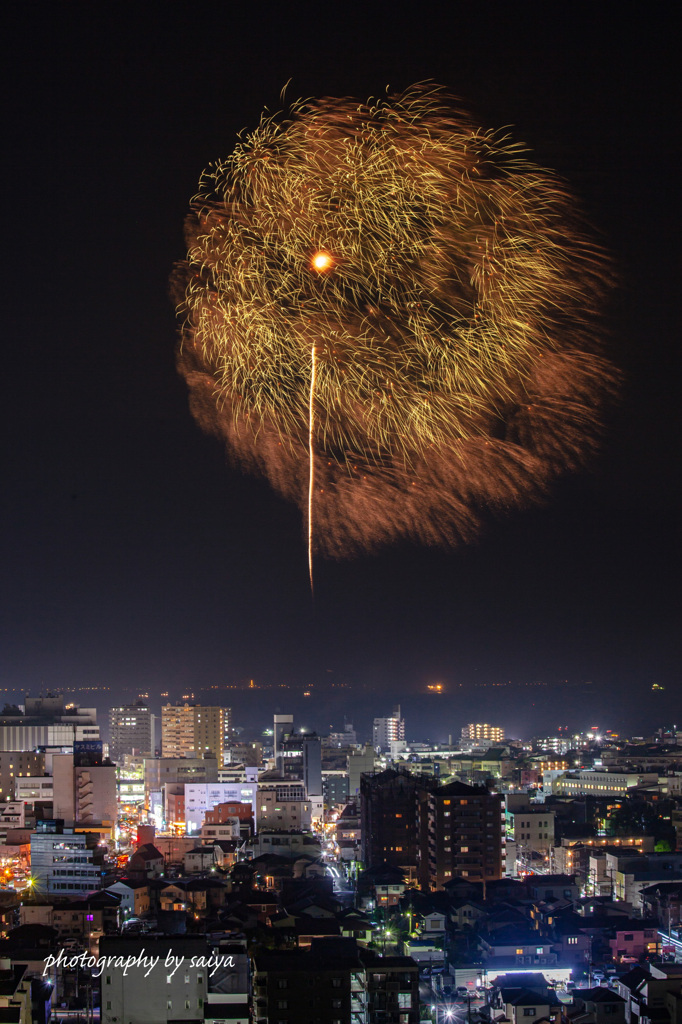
[360,768,433,882]
[109,701,155,760]
[372,705,405,752]
[273,714,294,761]
[461,723,505,744]
[426,780,504,889]
[161,704,229,765]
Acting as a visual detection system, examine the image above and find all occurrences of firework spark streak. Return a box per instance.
[308,342,318,591]
[174,84,615,559]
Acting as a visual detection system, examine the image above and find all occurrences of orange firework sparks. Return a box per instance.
[173,84,616,559]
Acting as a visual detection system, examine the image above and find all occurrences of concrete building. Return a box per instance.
[348,746,376,797]
[0,801,25,842]
[372,705,405,752]
[244,830,322,860]
[427,779,504,889]
[257,785,312,830]
[253,939,419,1024]
[506,807,555,870]
[30,819,104,895]
[108,701,155,760]
[184,781,258,833]
[461,723,505,744]
[0,696,99,750]
[0,750,45,801]
[52,753,116,828]
[14,774,54,808]
[161,704,229,765]
[273,713,294,761]
[276,730,323,799]
[550,770,659,797]
[100,935,249,1024]
[322,770,350,810]
[360,768,433,882]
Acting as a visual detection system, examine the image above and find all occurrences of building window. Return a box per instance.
[523,1010,536,1017]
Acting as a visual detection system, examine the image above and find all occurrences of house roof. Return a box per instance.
[131,843,163,861]
[580,988,625,1004]
[503,988,561,1007]
[617,965,649,991]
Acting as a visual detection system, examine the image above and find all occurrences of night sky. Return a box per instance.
[2,5,679,741]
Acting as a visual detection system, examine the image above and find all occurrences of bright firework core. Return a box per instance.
[174,84,616,558]
[311,251,334,273]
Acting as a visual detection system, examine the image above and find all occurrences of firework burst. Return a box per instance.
[174,84,615,558]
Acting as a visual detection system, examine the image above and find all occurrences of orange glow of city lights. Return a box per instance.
[311,250,334,273]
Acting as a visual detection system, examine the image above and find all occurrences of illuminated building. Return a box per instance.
[108,701,155,760]
[427,780,504,889]
[30,819,104,895]
[550,769,659,797]
[276,730,322,799]
[161,704,229,765]
[461,723,505,744]
[0,695,99,750]
[372,705,405,752]
[0,750,44,801]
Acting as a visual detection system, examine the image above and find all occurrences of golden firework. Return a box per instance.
[174,84,615,556]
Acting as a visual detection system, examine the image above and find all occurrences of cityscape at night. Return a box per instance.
[1,4,678,1024]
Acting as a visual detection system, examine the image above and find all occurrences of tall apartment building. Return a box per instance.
[109,701,155,760]
[461,723,505,744]
[426,780,504,889]
[360,768,433,882]
[372,705,405,752]
[161,704,229,765]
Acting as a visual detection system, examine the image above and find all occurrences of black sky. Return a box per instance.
[2,4,679,740]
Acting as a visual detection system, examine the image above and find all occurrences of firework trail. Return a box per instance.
[174,84,615,561]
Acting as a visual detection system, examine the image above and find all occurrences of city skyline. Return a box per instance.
[1,7,678,739]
